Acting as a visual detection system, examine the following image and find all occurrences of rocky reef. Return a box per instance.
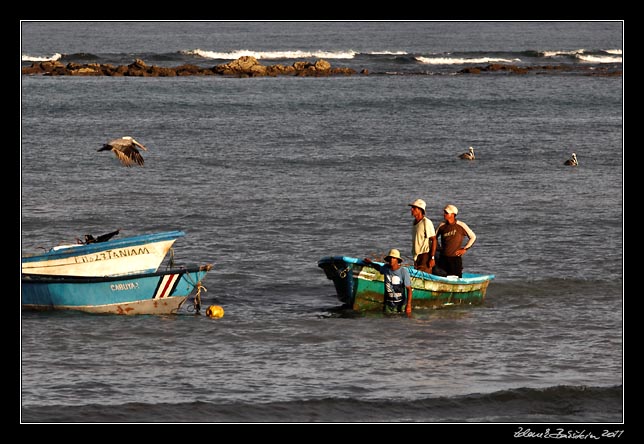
[458,63,621,76]
[21,56,362,77]
[21,56,621,78]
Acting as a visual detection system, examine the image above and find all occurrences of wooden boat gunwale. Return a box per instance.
[21,263,210,284]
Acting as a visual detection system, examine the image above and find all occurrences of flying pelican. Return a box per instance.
[459,146,475,160]
[98,136,148,167]
[564,152,578,166]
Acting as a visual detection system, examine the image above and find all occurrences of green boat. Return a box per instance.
[317,255,494,311]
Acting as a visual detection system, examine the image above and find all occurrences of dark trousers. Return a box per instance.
[414,252,433,273]
[434,255,463,278]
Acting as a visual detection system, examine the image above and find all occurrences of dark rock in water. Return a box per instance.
[21,56,360,78]
[458,63,621,77]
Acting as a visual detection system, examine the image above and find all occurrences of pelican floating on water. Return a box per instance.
[98,136,148,167]
[459,146,475,160]
[564,152,578,166]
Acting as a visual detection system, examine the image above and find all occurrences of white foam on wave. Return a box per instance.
[183,49,357,60]
[22,53,63,62]
[367,51,407,55]
[416,56,520,65]
[542,49,583,57]
[541,49,622,63]
[577,54,622,63]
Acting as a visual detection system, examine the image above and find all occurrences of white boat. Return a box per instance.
[21,231,185,277]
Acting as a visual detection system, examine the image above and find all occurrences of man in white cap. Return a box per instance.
[364,248,413,314]
[434,204,476,278]
[408,198,437,273]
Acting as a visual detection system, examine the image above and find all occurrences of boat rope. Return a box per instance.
[333,264,351,279]
[168,248,175,268]
[185,280,207,314]
[193,281,207,314]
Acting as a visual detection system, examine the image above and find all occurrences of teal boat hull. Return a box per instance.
[22,264,212,315]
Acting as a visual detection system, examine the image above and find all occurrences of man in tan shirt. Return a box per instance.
[408,198,437,273]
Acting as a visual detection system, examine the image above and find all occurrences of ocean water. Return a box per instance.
[20,21,623,429]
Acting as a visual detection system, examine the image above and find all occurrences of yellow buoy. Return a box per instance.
[206,305,224,318]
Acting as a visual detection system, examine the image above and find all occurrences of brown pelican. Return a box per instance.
[459,146,475,160]
[564,152,578,166]
[98,136,148,167]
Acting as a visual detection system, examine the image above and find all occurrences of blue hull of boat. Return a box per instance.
[22,264,212,315]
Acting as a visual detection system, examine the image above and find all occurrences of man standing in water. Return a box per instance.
[408,198,437,273]
[364,249,413,314]
[434,204,476,278]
